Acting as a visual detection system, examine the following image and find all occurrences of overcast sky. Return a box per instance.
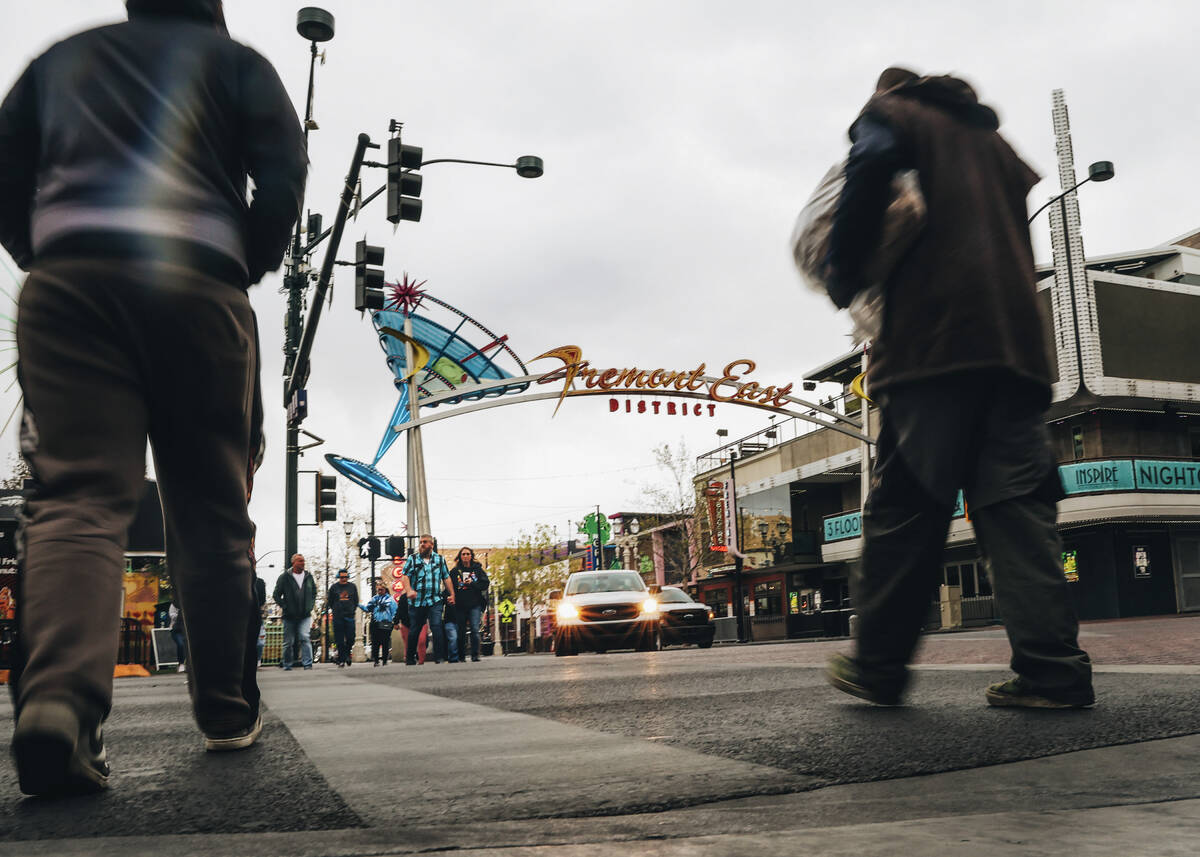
[2,1,1197,582]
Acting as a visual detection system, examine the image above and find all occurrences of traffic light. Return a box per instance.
[358,537,381,561]
[315,473,337,522]
[385,535,407,557]
[354,239,385,311]
[386,136,423,224]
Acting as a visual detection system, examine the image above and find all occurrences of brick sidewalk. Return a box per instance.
[735,614,1200,667]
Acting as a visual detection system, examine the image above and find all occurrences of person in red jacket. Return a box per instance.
[1,0,306,795]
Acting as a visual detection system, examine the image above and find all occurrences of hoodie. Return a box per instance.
[829,72,1046,398]
[0,0,306,284]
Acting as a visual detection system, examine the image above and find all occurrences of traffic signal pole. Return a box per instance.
[284,132,376,559]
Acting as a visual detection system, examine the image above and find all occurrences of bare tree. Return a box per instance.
[636,441,707,586]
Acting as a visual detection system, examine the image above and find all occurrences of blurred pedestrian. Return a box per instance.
[3,0,306,794]
[327,569,359,667]
[360,582,398,666]
[168,601,188,673]
[450,547,490,663]
[398,536,454,665]
[823,67,1093,710]
[273,555,316,671]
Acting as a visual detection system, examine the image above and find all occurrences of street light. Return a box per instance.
[1027,160,1115,225]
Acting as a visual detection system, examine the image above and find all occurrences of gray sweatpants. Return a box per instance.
[13,256,261,736]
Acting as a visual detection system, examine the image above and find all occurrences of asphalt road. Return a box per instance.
[2,626,1200,854]
[362,644,1200,789]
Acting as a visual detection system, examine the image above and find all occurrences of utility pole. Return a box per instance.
[283,9,334,561]
[729,451,746,643]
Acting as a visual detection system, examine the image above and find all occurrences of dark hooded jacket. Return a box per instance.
[0,0,306,284]
[828,75,1048,401]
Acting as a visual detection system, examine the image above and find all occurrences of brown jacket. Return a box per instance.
[858,76,1048,400]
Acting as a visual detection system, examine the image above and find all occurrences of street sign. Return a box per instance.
[287,388,308,425]
[498,598,516,624]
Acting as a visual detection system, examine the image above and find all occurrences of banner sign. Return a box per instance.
[824,491,966,544]
[825,459,1200,543]
[1061,460,1136,495]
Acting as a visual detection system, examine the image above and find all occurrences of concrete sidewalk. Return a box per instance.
[3,658,1199,855]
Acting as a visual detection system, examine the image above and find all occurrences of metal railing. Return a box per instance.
[697,390,862,471]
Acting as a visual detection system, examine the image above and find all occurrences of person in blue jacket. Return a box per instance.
[359,582,398,666]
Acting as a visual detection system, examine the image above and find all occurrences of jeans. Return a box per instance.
[333,615,356,665]
[457,606,483,660]
[444,614,459,662]
[170,628,188,666]
[369,622,393,664]
[282,616,313,669]
[406,604,445,663]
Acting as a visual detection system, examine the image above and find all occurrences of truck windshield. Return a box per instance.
[565,572,646,595]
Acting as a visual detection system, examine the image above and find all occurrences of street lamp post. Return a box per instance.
[284,8,335,562]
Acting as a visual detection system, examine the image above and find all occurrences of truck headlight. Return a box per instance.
[556,602,579,622]
[641,598,659,615]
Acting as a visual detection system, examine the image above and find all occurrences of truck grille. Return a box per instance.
[579,604,640,622]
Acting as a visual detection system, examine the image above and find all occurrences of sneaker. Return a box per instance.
[12,700,110,796]
[204,712,263,752]
[471,656,480,662]
[826,654,904,706]
[177,664,186,673]
[985,677,1095,709]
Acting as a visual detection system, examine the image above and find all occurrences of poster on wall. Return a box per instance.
[122,572,159,633]
[1133,546,1151,579]
[0,521,18,620]
[1062,550,1080,583]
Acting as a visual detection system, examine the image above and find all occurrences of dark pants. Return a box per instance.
[853,374,1093,703]
[12,258,260,736]
[369,622,392,664]
[457,605,483,660]
[406,604,445,663]
[171,628,188,666]
[333,615,356,664]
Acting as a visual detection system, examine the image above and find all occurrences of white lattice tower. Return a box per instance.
[1048,89,1102,396]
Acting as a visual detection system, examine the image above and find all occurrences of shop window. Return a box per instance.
[977,562,993,596]
[700,588,730,617]
[1072,425,1085,460]
[753,580,783,617]
[944,565,961,588]
[961,563,977,597]
[1190,427,1200,459]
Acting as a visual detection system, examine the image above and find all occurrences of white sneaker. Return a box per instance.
[204,713,263,752]
[177,664,186,673]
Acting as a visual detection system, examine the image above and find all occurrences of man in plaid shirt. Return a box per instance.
[398,534,455,665]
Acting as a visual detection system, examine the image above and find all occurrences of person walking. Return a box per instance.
[168,601,188,674]
[823,67,1093,710]
[359,582,398,666]
[273,555,317,671]
[1,0,307,795]
[327,569,359,667]
[398,536,455,665]
[450,548,490,663]
[395,591,429,666]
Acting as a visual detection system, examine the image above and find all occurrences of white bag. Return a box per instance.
[790,163,925,343]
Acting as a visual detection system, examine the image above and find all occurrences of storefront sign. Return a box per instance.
[824,492,966,543]
[1060,460,1136,495]
[1133,459,1200,491]
[536,346,795,417]
[705,481,729,552]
